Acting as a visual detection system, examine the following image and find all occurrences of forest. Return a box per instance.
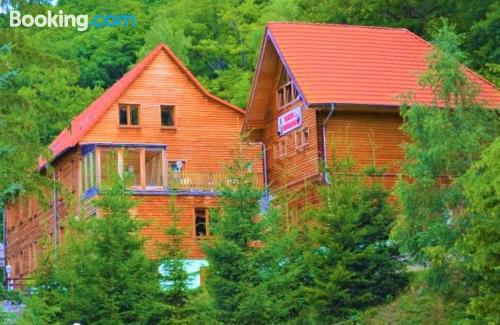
[0,0,499,324]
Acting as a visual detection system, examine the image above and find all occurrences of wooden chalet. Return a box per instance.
[243,22,499,209]
[4,44,262,289]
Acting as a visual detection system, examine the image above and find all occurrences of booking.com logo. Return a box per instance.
[9,10,136,31]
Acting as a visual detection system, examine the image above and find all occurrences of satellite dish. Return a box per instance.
[176,161,184,170]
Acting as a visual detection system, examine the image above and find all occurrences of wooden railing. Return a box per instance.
[167,171,263,192]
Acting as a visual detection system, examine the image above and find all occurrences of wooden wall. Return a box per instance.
[82,50,245,172]
[323,105,408,189]
[5,49,263,286]
[5,148,81,282]
[136,195,219,259]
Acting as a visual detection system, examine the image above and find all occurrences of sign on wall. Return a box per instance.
[278,106,302,136]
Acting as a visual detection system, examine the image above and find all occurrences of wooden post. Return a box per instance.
[140,148,146,189]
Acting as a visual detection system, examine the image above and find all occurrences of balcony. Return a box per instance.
[80,143,263,197]
[167,171,263,193]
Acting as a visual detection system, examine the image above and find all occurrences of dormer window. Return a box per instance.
[119,104,140,126]
[277,68,299,109]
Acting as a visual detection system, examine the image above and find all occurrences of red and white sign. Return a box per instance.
[278,106,302,136]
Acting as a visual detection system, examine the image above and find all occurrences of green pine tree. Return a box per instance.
[300,158,408,323]
[21,166,161,324]
[202,156,270,324]
[152,193,199,324]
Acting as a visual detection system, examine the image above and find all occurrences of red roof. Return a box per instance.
[41,44,244,168]
[266,22,499,107]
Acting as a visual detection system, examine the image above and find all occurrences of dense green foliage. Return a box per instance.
[299,161,408,323]
[153,195,197,324]
[21,171,161,324]
[393,23,499,322]
[203,158,271,324]
[1,0,498,114]
[461,138,500,322]
[0,0,498,323]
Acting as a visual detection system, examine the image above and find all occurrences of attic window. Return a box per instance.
[119,104,140,126]
[161,105,175,127]
[277,68,299,109]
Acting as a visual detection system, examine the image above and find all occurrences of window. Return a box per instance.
[161,105,175,127]
[97,147,166,190]
[81,151,97,195]
[118,104,140,126]
[295,128,309,151]
[99,149,117,184]
[145,150,163,187]
[195,208,208,237]
[276,68,299,109]
[123,148,141,187]
[274,139,287,159]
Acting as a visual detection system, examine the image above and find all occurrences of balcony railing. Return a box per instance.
[167,171,263,192]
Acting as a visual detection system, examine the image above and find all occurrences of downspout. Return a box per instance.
[261,142,269,203]
[322,103,336,184]
[2,205,6,288]
[250,141,269,209]
[52,171,58,256]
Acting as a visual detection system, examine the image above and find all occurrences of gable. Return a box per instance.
[82,50,244,144]
[244,22,499,133]
[41,44,243,168]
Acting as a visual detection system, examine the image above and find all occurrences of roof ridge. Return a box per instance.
[267,21,408,31]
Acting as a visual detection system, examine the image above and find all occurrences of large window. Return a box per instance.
[146,150,163,187]
[123,148,141,186]
[161,105,175,127]
[119,104,140,126]
[277,68,299,109]
[81,151,97,195]
[97,146,165,190]
[99,149,116,184]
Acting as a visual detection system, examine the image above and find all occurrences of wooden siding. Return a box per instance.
[82,50,245,172]
[323,105,408,189]
[5,148,81,282]
[137,195,219,259]
[252,59,322,191]
[6,50,263,286]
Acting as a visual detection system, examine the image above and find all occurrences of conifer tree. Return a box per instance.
[203,155,271,324]
[152,194,195,324]
[300,158,408,323]
[21,167,161,324]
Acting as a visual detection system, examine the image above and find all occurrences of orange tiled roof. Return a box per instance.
[267,22,499,107]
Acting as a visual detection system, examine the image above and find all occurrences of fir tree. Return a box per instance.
[153,194,195,324]
[21,167,161,324]
[202,156,269,324]
[301,158,408,323]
